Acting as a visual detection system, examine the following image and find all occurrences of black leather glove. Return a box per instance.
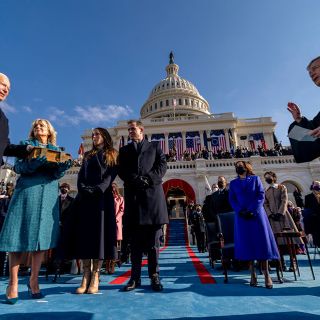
[82,186,95,195]
[239,210,255,220]
[57,159,72,172]
[135,175,151,189]
[82,186,102,196]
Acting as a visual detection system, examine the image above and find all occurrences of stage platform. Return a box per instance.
[0,243,320,320]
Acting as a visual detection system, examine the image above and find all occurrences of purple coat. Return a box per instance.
[229,175,279,261]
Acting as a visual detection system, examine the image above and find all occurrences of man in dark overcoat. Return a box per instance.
[287,56,320,163]
[118,120,168,292]
[59,183,74,226]
[204,177,232,222]
[203,177,233,261]
[0,73,32,165]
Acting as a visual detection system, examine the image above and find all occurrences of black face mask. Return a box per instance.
[313,185,320,191]
[60,188,68,194]
[236,166,246,175]
[265,178,273,184]
[217,182,224,188]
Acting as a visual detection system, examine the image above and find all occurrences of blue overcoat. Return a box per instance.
[0,139,68,252]
[229,175,279,261]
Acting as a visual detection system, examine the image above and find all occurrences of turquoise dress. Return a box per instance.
[0,139,69,252]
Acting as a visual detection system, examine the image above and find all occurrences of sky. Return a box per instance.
[0,0,320,158]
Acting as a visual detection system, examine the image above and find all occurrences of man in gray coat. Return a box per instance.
[119,120,168,292]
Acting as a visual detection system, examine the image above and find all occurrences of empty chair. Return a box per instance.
[216,212,235,283]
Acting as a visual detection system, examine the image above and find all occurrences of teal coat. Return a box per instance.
[0,139,69,252]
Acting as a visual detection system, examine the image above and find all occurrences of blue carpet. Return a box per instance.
[1,227,320,320]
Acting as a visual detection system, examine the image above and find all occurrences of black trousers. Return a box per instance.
[130,225,162,280]
[195,231,205,252]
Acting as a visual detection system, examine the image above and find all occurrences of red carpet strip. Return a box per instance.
[185,245,216,284]
[109,227,169,285]
[184,223,216,284]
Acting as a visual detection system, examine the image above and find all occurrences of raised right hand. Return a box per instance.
[287,102,302,123]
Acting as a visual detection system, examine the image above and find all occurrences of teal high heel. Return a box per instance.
[27,281,44,299]
[5,286,18,305]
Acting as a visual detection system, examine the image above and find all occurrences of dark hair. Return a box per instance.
[264,171,277,182]
[307,56,320,70]
[127,119,144,129]
[85,127,118,166]
[60,182,70,190]
[235,160,254,176]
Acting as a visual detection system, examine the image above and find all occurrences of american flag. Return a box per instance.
[249,133,267,150]
[210,130,227,153]
[78,143,84,159]
[151,133,166,153]
[168,132,183,160]
[119,136,125,148]
[186,131,201,153]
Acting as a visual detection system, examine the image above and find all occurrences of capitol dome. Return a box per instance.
[140,52,211,119]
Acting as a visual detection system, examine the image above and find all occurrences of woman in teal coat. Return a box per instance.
[0,119,71,303]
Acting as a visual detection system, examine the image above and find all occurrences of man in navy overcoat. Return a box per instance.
[119,120,168,292]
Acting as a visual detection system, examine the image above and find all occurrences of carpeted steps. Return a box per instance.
[167,219,186,246]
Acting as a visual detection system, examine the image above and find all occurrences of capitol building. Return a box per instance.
[2,54,319,217]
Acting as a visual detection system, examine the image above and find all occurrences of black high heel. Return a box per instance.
[249,277,258,287]
[27,281,44,299]
[250,272,258,287]
[5,286,18,305]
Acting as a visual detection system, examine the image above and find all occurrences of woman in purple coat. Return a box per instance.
[229,161,279,289]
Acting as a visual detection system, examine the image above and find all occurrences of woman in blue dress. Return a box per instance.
[0,119,71,303]
[229,160,279,289]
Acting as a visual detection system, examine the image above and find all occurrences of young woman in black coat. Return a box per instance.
[71,128,118,294]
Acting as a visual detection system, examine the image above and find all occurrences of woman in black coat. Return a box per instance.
[304,181,320,246]
[71,127,118,295]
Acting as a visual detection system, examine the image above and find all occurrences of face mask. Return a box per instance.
[265,178,273,184]
[60,188,68,194]
[236,166,246,175]
[217,182,224,188]
[313,185,320,191]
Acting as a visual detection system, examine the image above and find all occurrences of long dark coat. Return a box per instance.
[118,140,168,231]
[288,112,320,163]
[304,193,320,246]
[68,150,118,260]
[203,189,233,222]
[0,108,29,165]
[0,108,9,165]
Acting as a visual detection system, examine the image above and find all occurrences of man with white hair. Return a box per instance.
[287,56,320,162]
[0,73,32,165]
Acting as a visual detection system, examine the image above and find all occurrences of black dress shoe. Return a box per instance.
[123,279,141,292]
[150,274,163,292]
